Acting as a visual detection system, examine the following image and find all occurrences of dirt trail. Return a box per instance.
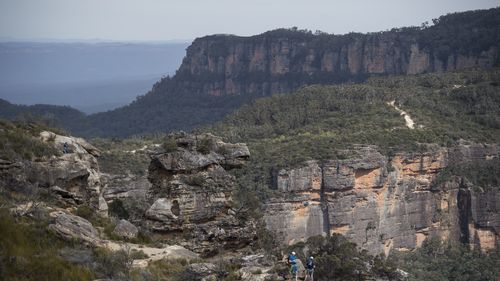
[104,240,199,267]
[387,100,415,129]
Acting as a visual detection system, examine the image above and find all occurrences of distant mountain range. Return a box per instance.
[0,42,189,113]
[1,7,499,137]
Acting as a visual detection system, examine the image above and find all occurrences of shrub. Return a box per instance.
[74,205,95,221]
[93,248,132,279]
[394,237,500,281]
[0,208,94,281]
[108,199,130,219]
[129,259,190,281]
[196,138,213,154]
[0,120,62,161]
[162,137,178,152]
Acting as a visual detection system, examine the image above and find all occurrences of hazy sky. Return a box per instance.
[1,0,499,42]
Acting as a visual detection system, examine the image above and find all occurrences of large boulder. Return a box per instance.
[112,219,139,239]
[40,131,101,157]
[1,131,105,213]
[183,263,218,281]
[48,212,101,246]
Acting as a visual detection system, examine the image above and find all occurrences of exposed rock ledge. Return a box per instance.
[145,132,254,255]
[0,131,107,215]
[48,211,199,268]
[265,144,499,254]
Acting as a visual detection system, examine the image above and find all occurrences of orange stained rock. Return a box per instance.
[294,205,307,218]
[416,232,428,248]
[354,168,381,189]
[440,230,450,242]
[440,198,449,211]
[469,225,498,252]
[311,177,321,190]
[331,225,350,235]
[401,153,446,177]
[299,191,321,200]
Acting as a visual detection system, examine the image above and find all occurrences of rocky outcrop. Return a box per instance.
[264,144,500,254]
[49,212,102,246]
[40,131,101,157]
[105,241,199,268]
[112,219,139,239]
[101,173,151,201]
[0,131,106,213]
[145,132,254,255]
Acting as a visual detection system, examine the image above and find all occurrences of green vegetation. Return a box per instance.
[129,258,189,281]
[279,234,398,281]
[433,158,500,191]
[108,199,130,219]
[393,238,500,281]
[162,136,179,152]
[0,119,62,161]
[0,209,94,281]
[278,235,500,281]
[206,69,500,200]
[0,99,86,134]
[91,137,153,175]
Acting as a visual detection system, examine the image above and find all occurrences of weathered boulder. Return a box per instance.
[237,254,281,281]
[238,267,278,281]
[48,212,101,246]
[265,143,500,254]
[183,263,218,281]
[104,241,199,268]
[40,131,101,157]
[112,219,139,239]
[146,132,254,255]
[1,131,105,213]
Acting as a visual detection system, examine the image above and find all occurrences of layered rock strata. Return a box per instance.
[145,133,254,255]
[264,144,499,254]
[175,17,499,97]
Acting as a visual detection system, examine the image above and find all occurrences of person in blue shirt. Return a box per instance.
[288,251,298,281]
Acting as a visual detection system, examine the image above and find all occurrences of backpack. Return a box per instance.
[307,259,314,269]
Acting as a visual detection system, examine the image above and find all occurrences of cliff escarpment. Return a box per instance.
[206,68,500,255]
[264,144,500,255]
[172,8,500,98]
[20,7,497,137]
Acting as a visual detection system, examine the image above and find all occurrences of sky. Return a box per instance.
[1,0,500,42]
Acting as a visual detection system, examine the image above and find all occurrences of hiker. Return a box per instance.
[288,251,298,281]
[63,142,69,154]
[305,256,315,281]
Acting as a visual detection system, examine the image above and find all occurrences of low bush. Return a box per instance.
[0,208,94,281]
[0,119,61,161]
[393,238,500,281]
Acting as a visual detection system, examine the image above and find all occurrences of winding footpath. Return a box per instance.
[387,100,415,129]
[104,240,199,267]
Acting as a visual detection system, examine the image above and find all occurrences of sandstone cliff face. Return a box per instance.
[264,144,499,254]
[0,131,106,214]
[145,133,254,255]
[175,29,498,97]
